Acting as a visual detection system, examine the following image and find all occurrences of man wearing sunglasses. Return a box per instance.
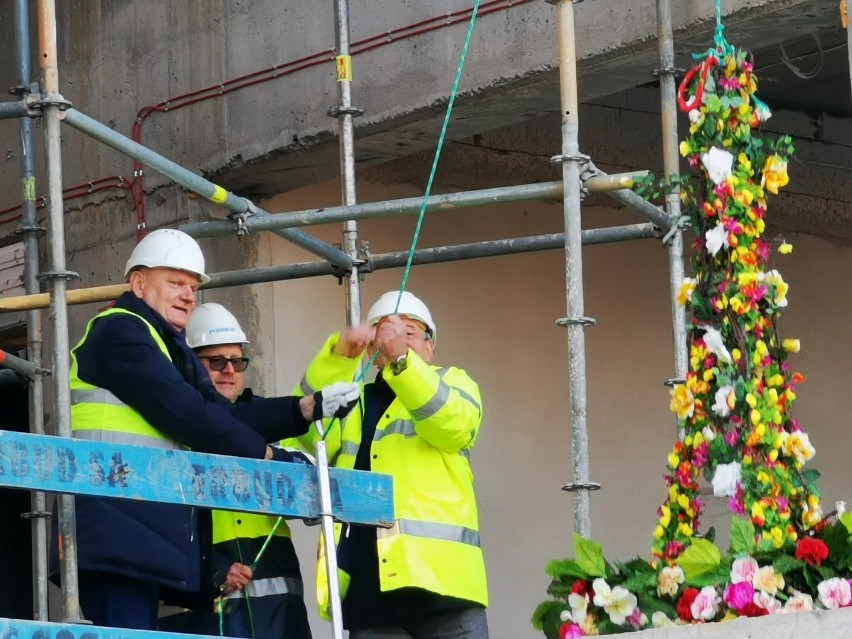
[63,229,359,632]
[187,302,313,639]
[298,290,488,639]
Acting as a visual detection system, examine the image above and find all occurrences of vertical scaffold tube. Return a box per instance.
[37,0,84,623]
[333,0,362,327]
[656,0,689,434]
[16,0,49,621]
[556,0,592,539]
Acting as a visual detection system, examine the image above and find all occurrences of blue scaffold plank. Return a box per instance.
[0,431,393,526]
[0,617,215,639]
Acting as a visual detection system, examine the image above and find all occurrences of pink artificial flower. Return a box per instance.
[817,577,852,609]
[753,590,782,614]
[723,581,755,612]
[626,608,647,630]
[559,622,586,639]
[731,557,759,584]
[690,586,721,621]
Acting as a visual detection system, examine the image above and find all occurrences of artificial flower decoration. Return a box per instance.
[533,23,848,639]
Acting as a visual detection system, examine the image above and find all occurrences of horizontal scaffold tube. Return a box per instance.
[0,224,659,312]
[181,179,671,239]
[60,108,353,271]
[0,99,38,120]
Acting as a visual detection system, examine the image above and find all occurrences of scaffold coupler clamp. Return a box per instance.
[355,240,373,278]
[661,214,690,246]
[555,316,596,328]
[229,200,257,239]
[30,92,73,116]
[561,480,601,493]
[578,162,603,200]
[550,151,592,197]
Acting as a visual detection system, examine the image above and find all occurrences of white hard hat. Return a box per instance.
[124,228,210,284]
[367,290,436,344]
[186,303,249,348]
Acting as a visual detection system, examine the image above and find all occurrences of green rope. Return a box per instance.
[320,1,482,440]
[694,0,734,60]
[395,0,482,310]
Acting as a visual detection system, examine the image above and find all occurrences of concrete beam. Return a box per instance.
[210,0,842,195]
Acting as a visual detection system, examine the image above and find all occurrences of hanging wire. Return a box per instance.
[778,31,825,80]
[694,0,734,61]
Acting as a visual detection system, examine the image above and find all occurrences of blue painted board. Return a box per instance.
[0,617,214,639]
[0,431,393,526]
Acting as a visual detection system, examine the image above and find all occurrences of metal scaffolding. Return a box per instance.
[0,0,689,632]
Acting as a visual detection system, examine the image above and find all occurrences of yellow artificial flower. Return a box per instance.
[668,452,680,469]
[778,242,793,254]
[654,525,665,539]
[677,278,697,306]
[783,339,800,353]
[670,385,695,419]
[762,154,790,194]
[678,523,694,537]
[659,505,672,527]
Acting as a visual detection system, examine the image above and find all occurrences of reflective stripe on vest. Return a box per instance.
[71,388,126,407]
[377,518,481,548]
[74,428,178,450]
[409,370,482,422]
[225,576,304,600]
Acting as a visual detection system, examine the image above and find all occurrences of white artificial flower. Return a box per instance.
[701,147,734,185]
[711,462,741,498]
[567,592,588,623]
[702,426,717,441]
[705,223,730,256]
[592,578,638,625]
[688,109,702,123]
[651,611,678,628]
[711,385,735,417]
[701,325,732,364]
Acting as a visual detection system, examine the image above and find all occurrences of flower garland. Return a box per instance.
[654,45,815,564]
[533,38,852,639]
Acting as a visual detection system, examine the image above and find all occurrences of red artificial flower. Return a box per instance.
[740,602,769,617]
[795,537,830,566]
[676,587,700,621]
[571,579,591,597]
[559,622,586,639]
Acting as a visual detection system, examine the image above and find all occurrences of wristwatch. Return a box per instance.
[391,352,409,374]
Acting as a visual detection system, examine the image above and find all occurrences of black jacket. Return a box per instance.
[67,292,310,591]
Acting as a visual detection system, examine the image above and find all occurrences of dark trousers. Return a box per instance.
[78,570,159,630]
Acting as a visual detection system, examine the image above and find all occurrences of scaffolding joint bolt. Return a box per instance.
[652,66,685,78]
[13,224,47,238]
[561,480,601,493]
[327,106,364,119]
[664,377,686,388]
[556,316,596,327]
[550,152,590,167]
[30,93,73,112]
[20,510,52,520]
[36,269,80,283]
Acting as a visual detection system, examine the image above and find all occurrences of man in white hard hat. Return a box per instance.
[186,302,312,639]
[64,229,359,631]
[298,290,489,638]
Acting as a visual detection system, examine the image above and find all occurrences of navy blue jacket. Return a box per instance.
[70,292,310,591]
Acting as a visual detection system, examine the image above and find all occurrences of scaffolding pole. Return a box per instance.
[332,0,363,329]
[553,0,596,540]
[182,176,669,239]
[37,0,84,623]
[0,99,38,120]
[59,108,354,272]
[14,0,50,621]
[0,224,659,312]
[656,0,689,414]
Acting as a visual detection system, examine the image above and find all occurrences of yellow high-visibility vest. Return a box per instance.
[70,307,179,450]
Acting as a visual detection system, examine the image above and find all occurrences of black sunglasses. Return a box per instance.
[198,355,250,372]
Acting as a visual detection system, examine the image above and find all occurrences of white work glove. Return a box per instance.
[312,381,360,420]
